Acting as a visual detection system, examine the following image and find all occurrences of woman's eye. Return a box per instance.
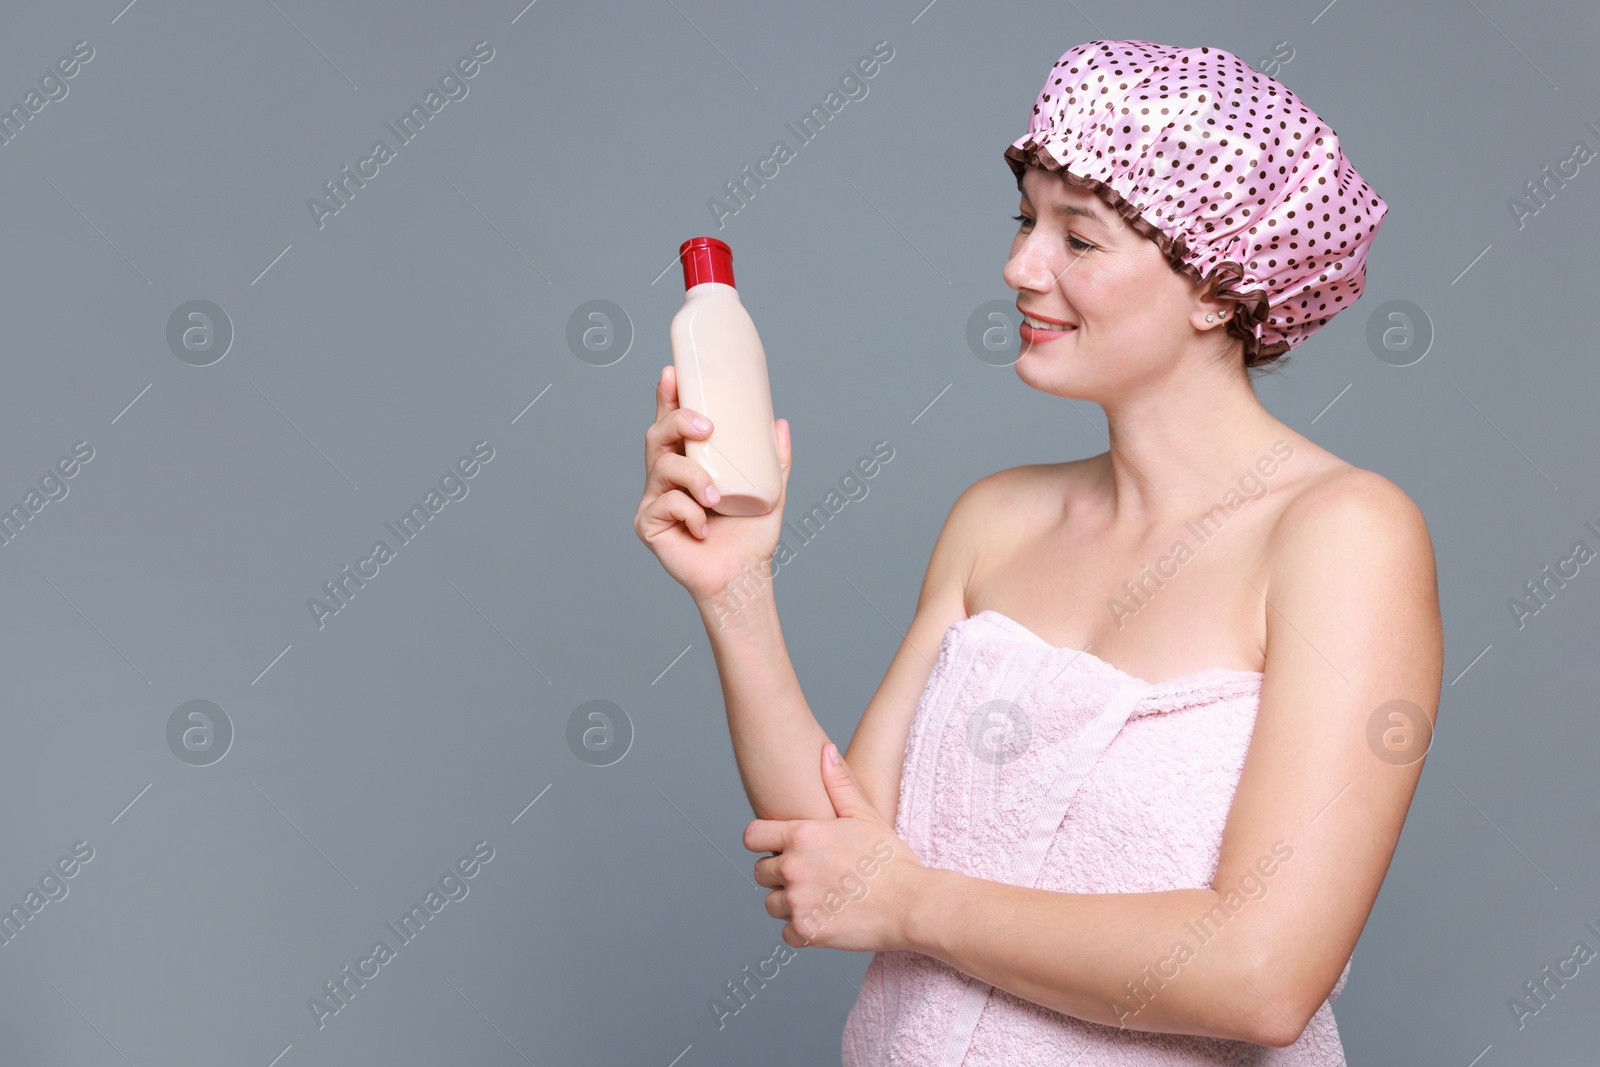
[1013,214,1093,253]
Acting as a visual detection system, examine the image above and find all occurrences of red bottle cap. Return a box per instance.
[679,236,735,290]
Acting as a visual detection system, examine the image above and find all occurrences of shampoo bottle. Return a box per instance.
[669,236,782,516]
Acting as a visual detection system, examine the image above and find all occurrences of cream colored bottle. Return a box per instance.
[669,237,781,516]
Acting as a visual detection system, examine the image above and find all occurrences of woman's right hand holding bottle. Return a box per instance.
[635,364,792,610]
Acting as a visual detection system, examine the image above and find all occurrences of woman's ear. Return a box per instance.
[1192,280,1237,333]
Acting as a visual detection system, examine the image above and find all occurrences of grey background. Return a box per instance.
[0,0,1595,1064]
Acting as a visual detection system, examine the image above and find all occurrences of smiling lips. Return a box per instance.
[1018,307,1076,344]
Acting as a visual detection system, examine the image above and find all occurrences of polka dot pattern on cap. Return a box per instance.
[1004,39,1388,367]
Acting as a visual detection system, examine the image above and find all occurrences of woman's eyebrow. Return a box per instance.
[1019,196,1111,228]
[1052,202,1109,227]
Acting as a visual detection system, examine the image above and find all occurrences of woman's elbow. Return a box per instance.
[1240,972,1316,1048]
[1253,1014,1310,1050]
[1232,944,1317,1048]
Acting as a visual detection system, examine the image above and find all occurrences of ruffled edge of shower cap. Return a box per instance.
[1003,40,1389,369]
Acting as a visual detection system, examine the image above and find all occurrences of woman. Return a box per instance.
[636,39,1442,1064]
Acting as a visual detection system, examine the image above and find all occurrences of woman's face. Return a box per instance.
[1002,165,1220,397]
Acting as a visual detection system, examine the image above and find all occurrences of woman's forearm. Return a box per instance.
[696,564,837,822]
[905,868,1292,1047]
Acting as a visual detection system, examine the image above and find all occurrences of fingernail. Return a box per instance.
[705,485,721,504]
[825,743,840,765]
[692,417,711,433]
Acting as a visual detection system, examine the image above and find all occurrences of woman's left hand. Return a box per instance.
[743,742,928,952]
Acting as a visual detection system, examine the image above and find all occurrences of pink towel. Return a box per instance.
[841,610,1351,1066]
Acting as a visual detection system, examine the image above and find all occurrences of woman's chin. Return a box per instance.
[1013,352,1092,397]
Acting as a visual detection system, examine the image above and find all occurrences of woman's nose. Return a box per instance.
[1003,236,1058,294]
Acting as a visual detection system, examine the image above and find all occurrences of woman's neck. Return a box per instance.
[1095,371,1291,532]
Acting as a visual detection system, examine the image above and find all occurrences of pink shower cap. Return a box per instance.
[1004,40,1388,366]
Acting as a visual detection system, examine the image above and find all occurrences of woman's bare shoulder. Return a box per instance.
[942,457,1101,544]
[1266,448,1435,575]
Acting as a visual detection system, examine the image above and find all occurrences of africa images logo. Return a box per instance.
[307,441,494,630]
[307,41,495,230]
[307,841,495,1030]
